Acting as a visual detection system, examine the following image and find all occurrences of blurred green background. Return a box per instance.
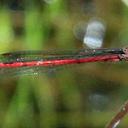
[0,0,128,128]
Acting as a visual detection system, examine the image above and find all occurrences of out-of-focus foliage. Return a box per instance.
[0,0,128,128]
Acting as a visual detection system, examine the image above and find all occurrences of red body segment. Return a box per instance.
[0,54,120,68]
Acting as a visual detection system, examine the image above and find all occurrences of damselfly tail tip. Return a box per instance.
[119,47,128,61]
[123,47,128,54]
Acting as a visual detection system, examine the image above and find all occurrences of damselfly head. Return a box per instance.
[83,18,106,49]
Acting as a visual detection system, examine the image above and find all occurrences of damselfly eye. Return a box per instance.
[83,19,106,49]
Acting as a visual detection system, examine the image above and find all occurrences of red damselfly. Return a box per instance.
[0,47,127,77]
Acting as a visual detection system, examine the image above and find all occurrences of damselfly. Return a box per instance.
[0,47,127,77]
